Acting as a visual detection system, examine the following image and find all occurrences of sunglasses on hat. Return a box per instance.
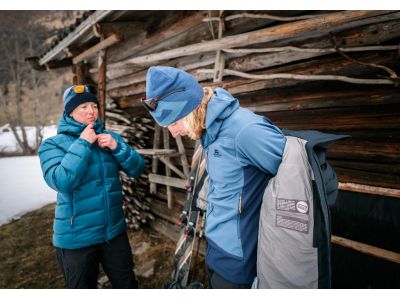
[141,87,185,112]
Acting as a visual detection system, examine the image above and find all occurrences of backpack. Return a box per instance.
[252,131,349,288]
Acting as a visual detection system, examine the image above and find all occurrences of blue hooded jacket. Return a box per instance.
[38,114,145,249]
[202,88,286,284]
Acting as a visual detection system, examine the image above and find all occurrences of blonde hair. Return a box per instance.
[182,87,213,140]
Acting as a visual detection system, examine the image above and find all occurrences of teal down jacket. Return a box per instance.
[38,114,145,249]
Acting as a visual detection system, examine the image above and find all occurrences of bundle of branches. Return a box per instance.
[106,102,155,230]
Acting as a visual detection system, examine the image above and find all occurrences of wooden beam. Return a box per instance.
[339,182,400,199]
[331,235,400,265]
[73,33,122,64]
[97,47,106,125]
[148,174,187,190]
[39,10,114,65]
[158,156,186,180]
[107,11,396,69]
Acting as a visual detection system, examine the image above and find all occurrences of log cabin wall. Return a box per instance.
[34,10,400,280]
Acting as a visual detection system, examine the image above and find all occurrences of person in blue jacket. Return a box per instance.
[143,66,286,288]
[38,85,145,288]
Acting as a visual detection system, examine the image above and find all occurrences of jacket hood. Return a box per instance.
[201,88,240,148]
[57,113,104,136]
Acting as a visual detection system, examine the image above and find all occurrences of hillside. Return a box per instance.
[0,11,83,126]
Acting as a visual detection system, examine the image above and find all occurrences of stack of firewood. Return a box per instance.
[106,102,155,230]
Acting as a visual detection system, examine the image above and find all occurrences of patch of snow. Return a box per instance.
[0,156,57,225]
[0,125,58,225]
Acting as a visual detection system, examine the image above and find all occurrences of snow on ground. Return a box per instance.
[0,125,58,225]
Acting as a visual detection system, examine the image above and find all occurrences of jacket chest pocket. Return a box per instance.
[207,139,237,183]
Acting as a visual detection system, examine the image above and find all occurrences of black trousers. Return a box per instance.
[55,231,138,289]
[207,265,252,289]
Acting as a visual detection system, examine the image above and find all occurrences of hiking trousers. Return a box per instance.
[207,265,252,289]
[55,231,138,289]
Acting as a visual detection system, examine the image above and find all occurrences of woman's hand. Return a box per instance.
[80,124,98,144]
[97,133,117,150]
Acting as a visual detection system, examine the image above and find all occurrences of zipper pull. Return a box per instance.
[239,195,243,214]
[70,215,74,226]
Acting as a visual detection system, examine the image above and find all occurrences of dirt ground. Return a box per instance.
[0,203,207,288]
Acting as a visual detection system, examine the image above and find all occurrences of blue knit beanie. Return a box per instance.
[63,85,99,116]
[145,66,204,126]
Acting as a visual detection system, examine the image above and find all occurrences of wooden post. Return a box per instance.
[98,48,106,125]
[150,124,161,194]
[163,128,173,208]
[213,10,225,83]
[175,136,190,178]
[74,62,86,84]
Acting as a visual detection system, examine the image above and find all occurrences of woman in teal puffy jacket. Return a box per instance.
[39,85,145,288]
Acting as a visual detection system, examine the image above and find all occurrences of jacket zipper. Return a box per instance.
[70,193,74,226]
[239,194,243,214]
[96,147,109,243]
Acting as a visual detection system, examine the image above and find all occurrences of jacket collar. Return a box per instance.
[201,88,239,148]
[57,113,104,136]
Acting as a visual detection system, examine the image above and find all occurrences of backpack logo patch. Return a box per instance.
[296,201,309,214]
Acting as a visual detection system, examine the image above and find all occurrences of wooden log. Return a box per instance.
[328,140,400,164]
[238,81,400,109]
[105,13,400,86]
[148,174,187,189]
[109,49,399,100]
[265,104,400,131]
[329,160,400,176]
[106,11,397,68]
[73,33,122,64]
[331,235,400,264]
[335,167,400,190]
[106,52,217,89]
[106,11,216,70]
[339,182,400,199]
[224,18,400,74]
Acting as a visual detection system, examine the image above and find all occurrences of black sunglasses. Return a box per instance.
[141,87,186,112]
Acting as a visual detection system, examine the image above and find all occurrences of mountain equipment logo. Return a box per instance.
[296,201,309,214]
[213,149,221,157]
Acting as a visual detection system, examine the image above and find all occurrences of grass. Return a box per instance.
[0,203,63,288]
[0,203,207,288]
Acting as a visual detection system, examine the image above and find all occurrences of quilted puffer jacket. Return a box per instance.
[38,114,145,249]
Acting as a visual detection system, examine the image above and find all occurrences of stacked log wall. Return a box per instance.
[85,10,400,230]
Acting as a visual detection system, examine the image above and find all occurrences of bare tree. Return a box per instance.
[0,12,57,155]
[0,33,34,155]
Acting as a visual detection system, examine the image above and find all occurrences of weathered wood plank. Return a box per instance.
[331,235,400,264]
[339,182,400,199]
[39,10,114,65]
[148,174,187,190]
[73,33,122,64]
